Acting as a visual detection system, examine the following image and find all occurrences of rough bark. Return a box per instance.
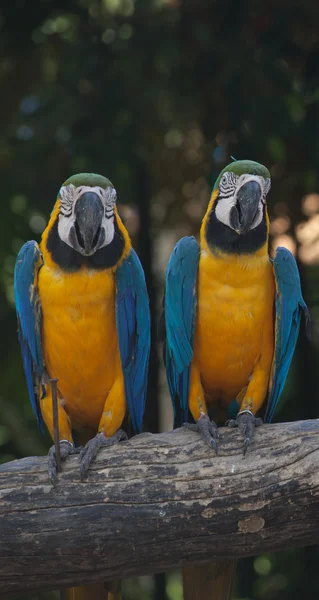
[0,420,319,598]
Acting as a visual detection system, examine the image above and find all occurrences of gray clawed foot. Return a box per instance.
[228,410,263,455]
[48,440,80,484]
[183,413,219,453]
[79,429,128,481]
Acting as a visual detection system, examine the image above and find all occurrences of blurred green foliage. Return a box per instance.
[0,0,318,598]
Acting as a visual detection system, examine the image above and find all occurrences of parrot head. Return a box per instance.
[203,160,271,254]
[43,173,131,270]
[57,173,116,257]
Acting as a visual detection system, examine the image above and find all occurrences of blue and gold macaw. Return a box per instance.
[14,173,150,599]
[162,159,309,600]
[14,173,150,474]
[163,159,309,450]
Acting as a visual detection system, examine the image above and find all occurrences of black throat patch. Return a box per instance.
[206,203,268,255]
[46,216,126,271]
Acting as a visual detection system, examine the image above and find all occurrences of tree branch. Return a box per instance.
[0,420,319,597]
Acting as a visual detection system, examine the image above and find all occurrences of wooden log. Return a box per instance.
[0,420,319,597]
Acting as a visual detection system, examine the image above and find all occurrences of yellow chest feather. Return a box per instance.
[38,262,120,429]
[194,250,275,401]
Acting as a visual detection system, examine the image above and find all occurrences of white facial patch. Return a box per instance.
[58,183,117,252]
[215,172,271,232]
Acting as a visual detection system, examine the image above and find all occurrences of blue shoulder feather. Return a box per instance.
[14,241,45,432]
[164,236,200,424]
[116,249,150,433]
[264,246,310,423]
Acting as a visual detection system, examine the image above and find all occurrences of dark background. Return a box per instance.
[1,0,318,598]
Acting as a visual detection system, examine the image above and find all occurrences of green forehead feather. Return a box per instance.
[213,160,270,190]
[62,173,114,189]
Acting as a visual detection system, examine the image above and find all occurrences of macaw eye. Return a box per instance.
[221,174,228,186]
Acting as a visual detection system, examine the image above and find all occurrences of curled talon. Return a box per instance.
[228,410,263,455]
[183,413,219,453]
[79,429,128,481]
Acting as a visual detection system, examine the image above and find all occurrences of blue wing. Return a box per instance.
[14,241,45,432]
[264,246,310,423]
[164,236,200,425]
[116,249,151,433]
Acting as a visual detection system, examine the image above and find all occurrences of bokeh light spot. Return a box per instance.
[254,555,272,576]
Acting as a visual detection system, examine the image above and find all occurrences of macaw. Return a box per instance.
[163,159,309,448]
[162,159,309,600]
[14,173,150,600]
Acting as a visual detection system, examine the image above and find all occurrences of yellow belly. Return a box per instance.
[194,250,275,406]
[38,263,120,432]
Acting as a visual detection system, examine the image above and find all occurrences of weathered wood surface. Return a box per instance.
[0,420,319,597]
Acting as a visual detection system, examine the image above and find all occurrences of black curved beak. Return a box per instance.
[74,192,104,254]
[229,180,261,235]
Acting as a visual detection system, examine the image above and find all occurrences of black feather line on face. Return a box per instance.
[46,216,125,271]
[206,202,268,255]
